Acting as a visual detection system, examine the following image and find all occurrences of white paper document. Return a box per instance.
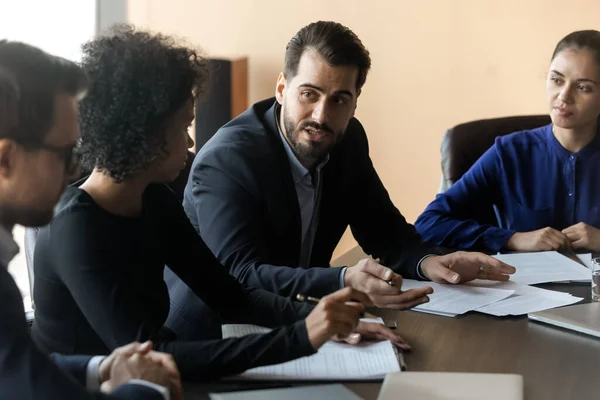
[467,280,584,316]
[221,323,400,381]
[401,279,514,317]
[576,253,593,269]
[493,251,591,285]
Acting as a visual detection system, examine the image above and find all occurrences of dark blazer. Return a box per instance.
[180,98,432,297]
[0,266,163,400]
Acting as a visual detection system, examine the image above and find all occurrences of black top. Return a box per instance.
[31,183,315,381]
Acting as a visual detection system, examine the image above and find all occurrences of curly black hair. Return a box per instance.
[78,24,208,182]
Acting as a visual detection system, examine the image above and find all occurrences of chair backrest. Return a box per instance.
[439,115,551,225]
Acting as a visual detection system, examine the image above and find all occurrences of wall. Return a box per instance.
[127,0,600,257]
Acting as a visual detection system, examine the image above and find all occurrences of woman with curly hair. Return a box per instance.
[30,26,405,381]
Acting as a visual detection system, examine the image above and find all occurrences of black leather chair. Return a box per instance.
[439,115,551,226]
[23,150,197,326]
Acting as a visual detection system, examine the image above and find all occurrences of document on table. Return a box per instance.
[400,280,514,317]
[221,322,400,381]
[493,251,591,285]
[467,280,584,316]
[576,253,593,269]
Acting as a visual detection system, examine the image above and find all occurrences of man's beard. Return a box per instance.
[282,107,340,166]
[2,204,55,228]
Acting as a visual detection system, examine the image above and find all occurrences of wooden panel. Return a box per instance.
[230,57,248,119]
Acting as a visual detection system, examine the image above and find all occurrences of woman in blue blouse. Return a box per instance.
[416,30,600,253]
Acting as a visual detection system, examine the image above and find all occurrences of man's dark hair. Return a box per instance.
[552,30,600,65]
[0,41,88,143]
[0,68,19,138]
[78,24,209,182]
[284,21,371,90]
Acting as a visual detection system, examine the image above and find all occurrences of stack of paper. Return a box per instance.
[221,323,400,381]
[400,279,514,317]
[402,252,589,318]
[493,251,591,285]
[576,253,593,269]
[467,280,583,316]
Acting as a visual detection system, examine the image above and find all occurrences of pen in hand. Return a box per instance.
[296,294,366,318]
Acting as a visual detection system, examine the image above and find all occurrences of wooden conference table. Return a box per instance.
[184,282,599,399]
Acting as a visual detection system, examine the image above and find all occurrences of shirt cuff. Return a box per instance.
[338,267,347,289]
[86,355,106,391]
[128,379,170,400]
[416,254,437,280]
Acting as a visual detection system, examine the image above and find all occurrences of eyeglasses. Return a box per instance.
[13,138,81,175]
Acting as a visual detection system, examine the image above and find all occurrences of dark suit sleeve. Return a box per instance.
[48,202,315,382]
[186,145,343,297]
[49,353,91,384]
[414,142,515,252]
[163,186,315,327]
[342,120,437,279]
[0,268,164,400]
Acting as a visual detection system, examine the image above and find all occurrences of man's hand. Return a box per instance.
[420,252,516,284]
[344,259,432,309]
[305,287,369,350]
[562,223,600,251]
[100,341,182,400]
[334,321,411,351]
[506,227,570,251]
[99,341,152,382]
[101,352,181,400]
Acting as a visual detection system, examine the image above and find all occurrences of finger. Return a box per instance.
[482,272,511,282]
[366,274,406,295]
[380,295,430,310]
[323,302,363,330]
[169,376,183,400]
[542,236,563,250]
[327,320,357,338]
[324,287,370,305]
[547,230,571,248]
[478,258,516,275]
[571,238,588,249]
[378,288,431,310]
[430,262,462,284]
[457,252,517,274]
[477,263,514,281]
[136,340,153,354]
[360,259,396,281]
[112,341,142,357]
[339,332,362,344]
[562,226,576,235]
[356,322,411,350]
[564,231,580,242]
[147,352,180,379]
[344,300,366,313]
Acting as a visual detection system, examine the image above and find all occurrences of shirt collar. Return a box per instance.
[274,104,329,183]
[0,224,19,268]
[547,123,600,160]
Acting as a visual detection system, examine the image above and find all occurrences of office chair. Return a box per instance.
[439,114,551,226]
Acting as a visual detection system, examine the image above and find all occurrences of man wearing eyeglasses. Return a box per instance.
[0,41,181,399]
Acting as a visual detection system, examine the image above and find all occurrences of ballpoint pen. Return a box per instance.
[295,294,365,317]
